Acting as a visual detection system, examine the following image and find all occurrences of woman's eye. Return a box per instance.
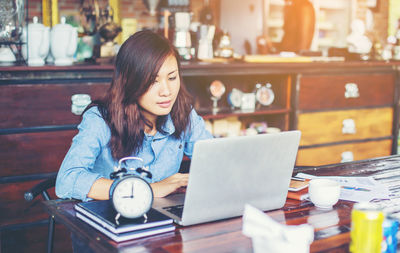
[168,76,177,81]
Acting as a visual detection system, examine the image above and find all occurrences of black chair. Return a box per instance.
[24,174,57,253]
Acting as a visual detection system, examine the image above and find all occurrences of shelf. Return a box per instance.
[318,22,335,30]
[0,41,25,46]
[318,37,335,47]
[268,19,284,28]
[198,105,290,120]
[269,0,285,6]
[319,3,346,10]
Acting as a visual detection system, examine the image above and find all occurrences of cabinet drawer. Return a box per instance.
[0,82,109,129]
[296,139,392,166]
[0,130,76,177]
[299,74,394,110]
[298,107,393,146]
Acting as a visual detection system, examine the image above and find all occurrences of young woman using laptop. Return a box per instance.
[55,30,212,202]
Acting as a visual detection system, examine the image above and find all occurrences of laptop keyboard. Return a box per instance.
[163,204,184,218]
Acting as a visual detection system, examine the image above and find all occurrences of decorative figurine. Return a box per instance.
[21,16,50,66]
[346,19,372,55]
[227,88,243,109]
[209,80,226,114]
[50,16,78,66]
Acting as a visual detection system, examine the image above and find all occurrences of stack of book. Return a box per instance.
[287,178,310,201]
[74,200,175,242]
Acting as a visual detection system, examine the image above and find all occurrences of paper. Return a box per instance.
[295,173,390,203]
[242,204,314,253]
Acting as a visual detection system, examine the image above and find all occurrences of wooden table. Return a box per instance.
[43,155,400,253]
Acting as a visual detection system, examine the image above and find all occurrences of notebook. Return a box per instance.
[75,200,173,234]
[153,130,301,226]
[76,212,174,242]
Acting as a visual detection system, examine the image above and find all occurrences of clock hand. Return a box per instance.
[131,183,134,198]
[122,196,133,198]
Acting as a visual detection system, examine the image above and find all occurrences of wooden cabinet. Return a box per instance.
[298,108,393,145]
[0,61,398,251]
[298,74,394,110]
[296,139,392,165]
[0,82,109,128]
[295,72,396,166]
[184,73,291,134]
[0,66,113,252]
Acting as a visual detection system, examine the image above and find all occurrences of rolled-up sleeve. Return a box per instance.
[184,109,213,158]
[55,108,110,201]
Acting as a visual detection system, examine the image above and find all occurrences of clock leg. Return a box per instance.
[115,213,121,225]
[143,213,148,223]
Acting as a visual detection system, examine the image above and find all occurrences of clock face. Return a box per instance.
[209,80,226,98]
[112,176,153,219]
[256,86,275,106]
[228,88,243,108]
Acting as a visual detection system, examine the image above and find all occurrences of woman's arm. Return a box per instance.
[151,173,189,197]
[56,108,111,201]
[87,178,114,200]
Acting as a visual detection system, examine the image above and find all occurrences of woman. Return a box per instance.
[55,30,213,202]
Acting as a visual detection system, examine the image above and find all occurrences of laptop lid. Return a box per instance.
[154,130,301,226]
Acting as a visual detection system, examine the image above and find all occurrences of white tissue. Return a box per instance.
[242,204,314,253]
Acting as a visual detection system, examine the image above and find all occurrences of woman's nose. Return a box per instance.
[159,80,171,96]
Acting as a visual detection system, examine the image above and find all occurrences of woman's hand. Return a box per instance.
[151,173,189,198]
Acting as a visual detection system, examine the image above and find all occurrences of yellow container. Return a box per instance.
[350,202,384,253]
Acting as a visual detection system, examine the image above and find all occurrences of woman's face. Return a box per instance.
[138,54,180,124]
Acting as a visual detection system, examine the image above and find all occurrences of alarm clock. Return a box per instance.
[227,88,243,109]
[209,80,226,98]
[255,83,275,106]
[209,80,226,113]
[109,157,154,224]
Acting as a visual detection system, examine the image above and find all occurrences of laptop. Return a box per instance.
[153,130,301,226]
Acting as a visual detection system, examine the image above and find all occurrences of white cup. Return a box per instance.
[309,178,340,209]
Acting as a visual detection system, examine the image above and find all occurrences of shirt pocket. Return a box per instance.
[166,140,184,167]
[166,140,184,156]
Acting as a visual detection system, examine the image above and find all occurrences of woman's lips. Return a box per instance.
[157,100,171,108]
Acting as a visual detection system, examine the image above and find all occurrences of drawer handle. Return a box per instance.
[341,151,354,163]
[344,83,359,98]
[342,119,356,134]
[71,94,91,115]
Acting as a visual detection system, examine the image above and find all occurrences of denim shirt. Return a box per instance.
[55,107,213,201]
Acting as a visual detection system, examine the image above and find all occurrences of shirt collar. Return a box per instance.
[150,114,175,140]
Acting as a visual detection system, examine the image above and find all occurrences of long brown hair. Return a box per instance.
[87,30,193,159]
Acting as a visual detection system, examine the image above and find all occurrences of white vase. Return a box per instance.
[21,16,50,66]
[50,17,77,66]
